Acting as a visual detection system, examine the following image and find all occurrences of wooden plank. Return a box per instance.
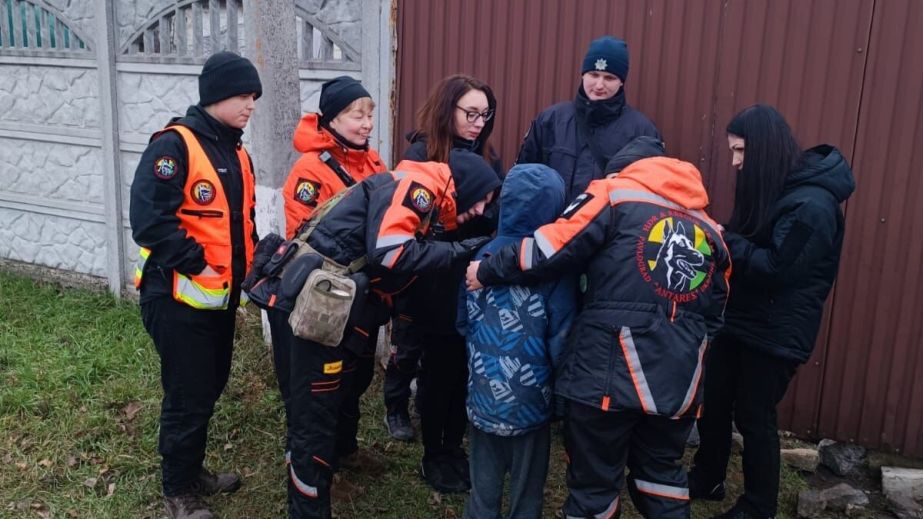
[209,0,220,53]
[175,6,187,56]
[227,0,237,52]
[192,1,203,57]
[159,15,170,54]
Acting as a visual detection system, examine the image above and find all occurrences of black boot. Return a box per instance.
[164,494,213,519]
[190,467,241,496]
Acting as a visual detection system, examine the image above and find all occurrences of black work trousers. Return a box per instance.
[382,317,425,415]
[274,313,378,519]
[563,402,695,519]
[691,334,798,518]
[419,332,469,460]
[140,296,237,497]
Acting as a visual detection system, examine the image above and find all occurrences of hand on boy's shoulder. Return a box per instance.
[465,261,483,291]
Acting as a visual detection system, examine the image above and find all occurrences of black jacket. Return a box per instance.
[130,105,258,305]
[477,157,730,416]
[721,145,856,364]
[517,87,660,203]
[399,133,501,334]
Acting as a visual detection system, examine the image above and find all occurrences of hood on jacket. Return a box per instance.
[498,164,566,237]
[617,157,710,210]
[786,144,855,203]
[292,113,337,153]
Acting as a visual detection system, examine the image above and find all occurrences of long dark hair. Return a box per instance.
[416,74,497,163]
[726,104,802,238]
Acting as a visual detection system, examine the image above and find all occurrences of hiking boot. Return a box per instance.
[190,467,241,496]
[385,410,415,441]
[688,476,726,501]
[164,493,213,519]
[338,448,387,476]
[330,472,365,503]
[420,458,468,494]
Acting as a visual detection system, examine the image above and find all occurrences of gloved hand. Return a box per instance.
[242,233,284,292]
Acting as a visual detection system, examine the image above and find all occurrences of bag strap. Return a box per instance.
[319,150,356,187]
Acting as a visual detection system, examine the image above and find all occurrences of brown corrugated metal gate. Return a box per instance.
[395,0,923,456]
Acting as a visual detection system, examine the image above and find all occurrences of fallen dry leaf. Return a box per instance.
[121,401,142,421]
[83,477,97,488]
[106,482,116,497]
[15,461,27,471]
[66,456,79,468]
[37,459,52,468]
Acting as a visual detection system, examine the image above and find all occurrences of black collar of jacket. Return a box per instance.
[167,104,245,148]
[574,85,626,128]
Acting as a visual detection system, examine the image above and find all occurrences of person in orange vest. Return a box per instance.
[129,51,261,519]
[268,76,388,494]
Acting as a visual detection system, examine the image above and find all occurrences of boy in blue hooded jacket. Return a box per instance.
[457,164,577,519]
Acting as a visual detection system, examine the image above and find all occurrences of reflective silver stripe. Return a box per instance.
[392,170,408,180]
[533,229,557,258]
[175,274,229,310]
[634,478,689,500]
[376,234,413,249]
[673,336,708,418]
[288,464,318,498]
[381,247,401,269]
[521,237,535,270]
[565,495,619,519]
[619,327,659,414]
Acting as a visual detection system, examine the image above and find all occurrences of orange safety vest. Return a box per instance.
[134,125,256,310]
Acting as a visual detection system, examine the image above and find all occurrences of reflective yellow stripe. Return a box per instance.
[174,273,229,310]
[134,247,151,288]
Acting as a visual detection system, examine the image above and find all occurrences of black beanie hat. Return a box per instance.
[581,36,629,81]
[448,150,502,214]
[319,76,371,125]
[605,136,666,176]
[199,51,262,106]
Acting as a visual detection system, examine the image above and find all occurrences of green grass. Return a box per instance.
[0,271,809,518]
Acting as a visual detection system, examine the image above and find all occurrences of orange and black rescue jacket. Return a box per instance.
[283,113,386,238]
[304,160,482,296]
[133,124,256,310]
[477,157,731,418]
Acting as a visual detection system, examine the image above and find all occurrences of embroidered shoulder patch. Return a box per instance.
[294,178,322,207]
[402,181,435,215]
[154,156,177,180]
[190,180,216,205]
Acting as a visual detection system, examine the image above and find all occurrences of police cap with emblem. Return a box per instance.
[581,36,629,82]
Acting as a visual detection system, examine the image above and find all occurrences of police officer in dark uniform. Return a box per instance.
[130,51,262,519]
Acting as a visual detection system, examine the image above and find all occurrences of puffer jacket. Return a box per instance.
[477,157,731,417]
[721,144,855,364]
[458,164,577,436]
[516,87,660,203]
[282,113,386,238]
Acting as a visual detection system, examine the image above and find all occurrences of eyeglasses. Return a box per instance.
[456,106,494,123]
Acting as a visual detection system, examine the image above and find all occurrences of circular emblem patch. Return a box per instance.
[636,213,715,303]
[411,187,434,213]
[294,179,319,206]
[154,156,177,180]
[190,180,216,205]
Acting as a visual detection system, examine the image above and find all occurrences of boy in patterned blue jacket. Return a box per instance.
[457,164,577,519]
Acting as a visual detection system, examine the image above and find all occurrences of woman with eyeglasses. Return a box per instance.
[518,35,660,203]
[380,74,503,494]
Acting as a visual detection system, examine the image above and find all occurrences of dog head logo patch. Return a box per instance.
[190,180,216,205]
[154,156,177,180]
[636,212,716,302]
[294,179,321,207]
